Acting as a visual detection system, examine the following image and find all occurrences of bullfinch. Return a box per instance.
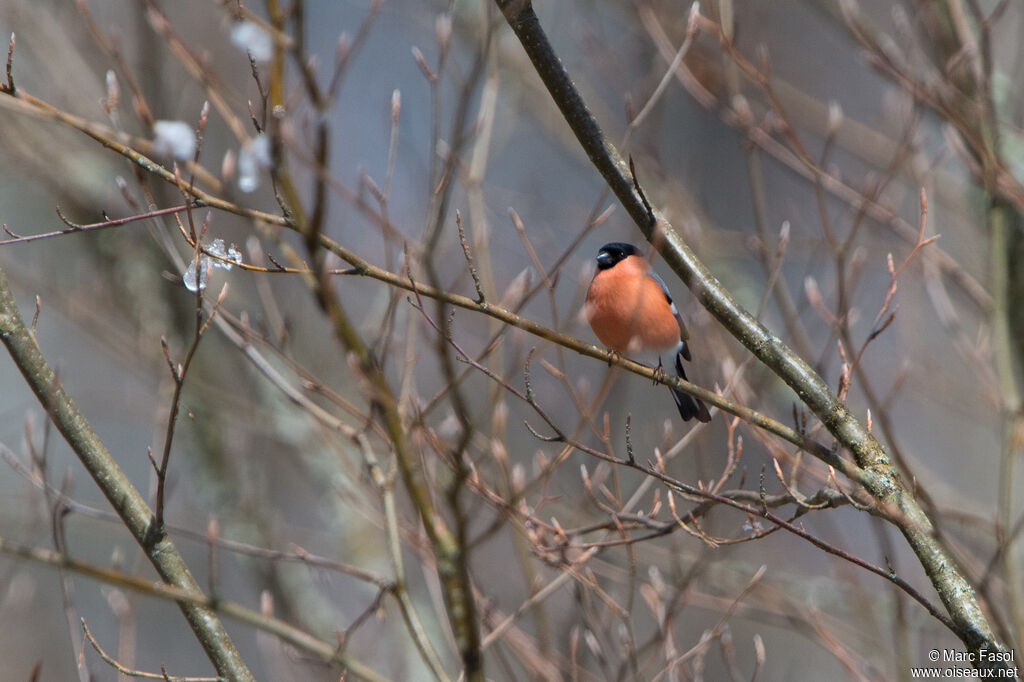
[584,242,712,423]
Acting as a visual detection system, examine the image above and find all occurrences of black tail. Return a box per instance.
[670,352,711,423]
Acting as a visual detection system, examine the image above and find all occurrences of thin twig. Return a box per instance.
[83,618,223,681]
[0,204,193,247]
[456,210,485,303]
[0,535,387,681]
[4,32,14,94]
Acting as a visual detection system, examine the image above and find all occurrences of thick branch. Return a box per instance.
[0,268,256,682]
[493,0,1013,669]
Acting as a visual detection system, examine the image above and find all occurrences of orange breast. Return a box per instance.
[584,256,681,352]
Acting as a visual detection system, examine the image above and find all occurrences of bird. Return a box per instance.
[584,242,712,423]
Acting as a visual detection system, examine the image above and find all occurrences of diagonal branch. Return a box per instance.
[492,0,1013,670]
[0,268,256,682]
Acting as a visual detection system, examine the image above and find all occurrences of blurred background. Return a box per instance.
[0,0,1020,680]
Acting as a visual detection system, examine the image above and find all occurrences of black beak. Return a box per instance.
[596,251,615,269]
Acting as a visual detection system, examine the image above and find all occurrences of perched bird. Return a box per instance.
[584,242,712,423]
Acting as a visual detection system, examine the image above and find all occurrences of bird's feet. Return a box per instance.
[606,349,621,366]
[652,358,666,385]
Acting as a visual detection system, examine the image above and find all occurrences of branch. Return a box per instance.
[0,535,387,682]
[0,82,880,481]
[0,267,255,682]
[0,204,194,246]
[492,0,1013,670]
[82,618,221,681]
